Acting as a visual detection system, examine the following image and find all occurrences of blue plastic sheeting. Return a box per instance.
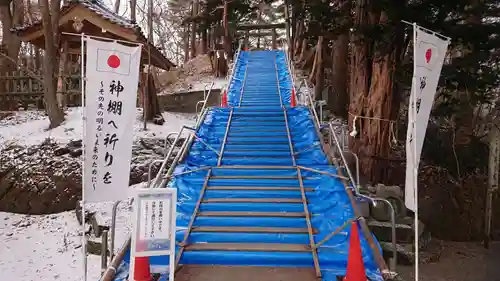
[188,107,329,167]
[227,51,292,107]
[109,50,383,281]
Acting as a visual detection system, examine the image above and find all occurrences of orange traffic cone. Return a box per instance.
[131,256,152,281]
[291,88,296,107]
[221,90,228,107]
[344,221,367,281]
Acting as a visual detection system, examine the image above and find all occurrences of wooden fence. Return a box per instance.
[0,70,81,110]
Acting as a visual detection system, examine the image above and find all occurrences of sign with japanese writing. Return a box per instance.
[83,38,141,203]
[130,188,177,280]
[405,26,450,212]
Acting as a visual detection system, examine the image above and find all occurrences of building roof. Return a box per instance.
[11,0,175,70]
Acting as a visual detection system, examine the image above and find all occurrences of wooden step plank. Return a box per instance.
[184,243,310,252]
[202,198,304,204]
[206,186,315,191]
[221,155,292,158]
[210,176,298,180]
[198,211,306,218]
[191,226,316,234]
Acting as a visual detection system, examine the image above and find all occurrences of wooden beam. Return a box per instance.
[236,23,286,31]
[236,31,273,37]
[18,9,76,42]
[78,8,139,42]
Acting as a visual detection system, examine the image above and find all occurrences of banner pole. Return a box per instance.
[412,22,419,281]
[81,33,88,281]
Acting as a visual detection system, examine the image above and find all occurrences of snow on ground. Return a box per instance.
[0,108,195,280]
[0,183,139,281]
[0,108,196,147]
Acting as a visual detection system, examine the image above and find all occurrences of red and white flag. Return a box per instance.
[96,49,134,76]
[83,38,141,203]
[405,26,450,212]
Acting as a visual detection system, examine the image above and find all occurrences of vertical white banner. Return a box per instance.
[405,26,450,211]
[83,38,141,203]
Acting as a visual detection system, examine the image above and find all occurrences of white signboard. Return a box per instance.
[130,188,177,280]
[405,26,450,211]
[83,38,141,203]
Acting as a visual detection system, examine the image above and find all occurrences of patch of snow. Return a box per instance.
[0,211,102,281]
[0,108,196,147]
[159,77,227,95]
[0,182,143,281]
[189,78,226,92]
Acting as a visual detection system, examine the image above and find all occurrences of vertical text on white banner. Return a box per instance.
[405,26,450,211]
[83,38,141,203]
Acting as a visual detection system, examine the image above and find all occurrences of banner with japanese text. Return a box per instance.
[405,26,449,211]
[83,38,141,203]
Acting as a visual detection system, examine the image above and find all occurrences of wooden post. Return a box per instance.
[284,0,291,50]
[184,26,190,63]
[190,1,198,59]
[57,41,69,108]
[223,0,230,56]
[245,30,250,49]
[272,28,277,49]
[484,126,500,248]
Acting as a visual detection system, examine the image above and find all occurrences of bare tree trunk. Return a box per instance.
[313,36,324,100]
[39,0,64,128]
[348,1,405,183]
[114,0,120,13]
[190,1,198,58]
[298,38,307,63]
[201,7,208,56]
[183,25,189,63]
[329,33,349,118]
[222,0,230,57]
[143,72,164,124]
[0,0,24,77]
[129,0,136,22]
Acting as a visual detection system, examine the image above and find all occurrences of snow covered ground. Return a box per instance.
[0,198,134,281]
[0,108,196,281]
[0,107,196,147]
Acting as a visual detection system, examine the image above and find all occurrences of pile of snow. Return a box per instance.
[157,54,227,95]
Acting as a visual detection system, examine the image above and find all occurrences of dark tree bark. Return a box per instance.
[329,33,349,118]
[0,0,24,77]
[190,0,198,58]
[201,6,208,55]
[129,0,136,22]
[144,72,164,124]
[39,0,65,128]
[183,25,190,63]
[313,36,324,100]
[348,0,406,183]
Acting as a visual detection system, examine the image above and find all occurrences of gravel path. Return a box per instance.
[397,241,500,281]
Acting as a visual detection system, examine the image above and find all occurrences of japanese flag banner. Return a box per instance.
[405,26,450,212]
[83,38,141,203]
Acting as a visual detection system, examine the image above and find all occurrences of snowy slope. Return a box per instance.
[0,108,196,281]
[0,108,196,147]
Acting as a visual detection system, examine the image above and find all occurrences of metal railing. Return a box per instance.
[222,40,243,104]
[102,45,247,280]
[280,39,398,276]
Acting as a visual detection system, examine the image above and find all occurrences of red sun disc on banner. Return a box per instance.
[425,48,432,63]
[107,55,121,68]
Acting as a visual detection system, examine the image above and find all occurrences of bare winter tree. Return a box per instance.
[39,0,65,127]
[0,0,24,76]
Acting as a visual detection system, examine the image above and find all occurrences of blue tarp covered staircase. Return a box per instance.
[111,50,384,281]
